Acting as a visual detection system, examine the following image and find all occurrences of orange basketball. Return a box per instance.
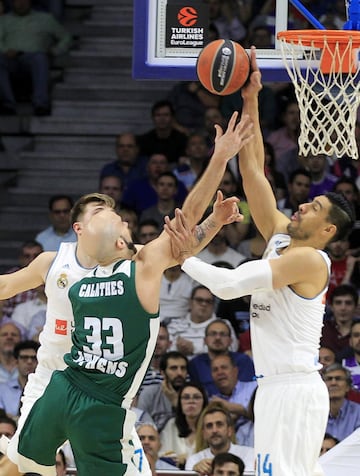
[196,39,250,95]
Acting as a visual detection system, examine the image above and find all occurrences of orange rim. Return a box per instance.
[277,30,360,74]
[277,29,360,48]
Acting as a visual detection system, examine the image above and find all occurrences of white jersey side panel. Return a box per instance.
[38,242,93,370]
[250,234,330,377]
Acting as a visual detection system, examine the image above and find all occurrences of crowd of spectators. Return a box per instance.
[1,0,360,474]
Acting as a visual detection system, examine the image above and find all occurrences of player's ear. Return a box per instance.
[116,236,126,250]
[73,221,82,234]
[323,224,337,241]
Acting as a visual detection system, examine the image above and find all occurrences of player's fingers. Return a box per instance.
[214,124,223,142]
[227,110,238,132]
[214,189,224,205]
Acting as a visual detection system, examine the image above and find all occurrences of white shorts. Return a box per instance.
[254,372,329,476]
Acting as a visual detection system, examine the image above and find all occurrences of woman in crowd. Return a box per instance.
[160,382,208,468]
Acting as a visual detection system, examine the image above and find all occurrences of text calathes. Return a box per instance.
[79,280,124,298]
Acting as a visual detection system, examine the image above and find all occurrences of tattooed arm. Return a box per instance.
[164,190,243,264]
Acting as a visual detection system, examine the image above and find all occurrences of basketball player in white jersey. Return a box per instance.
[0,111,253,475]
[164,48,356,476]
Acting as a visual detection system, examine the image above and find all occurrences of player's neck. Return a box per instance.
[75,246,98,269]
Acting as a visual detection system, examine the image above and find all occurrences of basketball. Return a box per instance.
[196,39,250,96]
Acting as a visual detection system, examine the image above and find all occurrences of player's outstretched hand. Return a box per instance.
[164,191,243,264]
[164,208,196,264]
[212,190,243,225]
[241,45,262,99]
[213,111,254,161]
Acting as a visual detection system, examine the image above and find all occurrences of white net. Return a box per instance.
[278,31,360,159]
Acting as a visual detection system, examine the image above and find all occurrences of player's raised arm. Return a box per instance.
[181,111,253,227]
[0,252,54,299]
[238,46,289,241]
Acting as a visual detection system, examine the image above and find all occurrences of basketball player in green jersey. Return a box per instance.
[2,112,254,476]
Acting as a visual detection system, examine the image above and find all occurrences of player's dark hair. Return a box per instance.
[325,192,355,242]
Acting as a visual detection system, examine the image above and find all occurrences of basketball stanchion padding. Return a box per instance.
[277,30,360,159]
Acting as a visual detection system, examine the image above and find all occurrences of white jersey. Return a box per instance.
[250,234,330,378]
[37,242,93,371]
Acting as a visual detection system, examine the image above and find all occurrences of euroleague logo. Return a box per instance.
[177,6,198,27]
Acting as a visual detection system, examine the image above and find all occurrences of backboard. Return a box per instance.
[133,0,292,82]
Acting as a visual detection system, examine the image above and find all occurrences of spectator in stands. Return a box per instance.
[117,206,139,241]
[263,141,287,200]
[202,106,226,150]
[140,172,179,228]
[221,83,277,138]
[137,219,160,245]
[266,99,300,161]
[2,240,43,318]
[211,452,245,476]
[188,319,255,397]
[185,402,254,472]
[210,354,257,430]
[319,346,336,375]
[167,81,220,134]
[122,152,187,214]
[173,133,210,191]
[326,237,359,301]
[0,320,23,384]
[321,284,359,356]
[55,448,67,476]
[320,433,339,456]
[35,194,76,251]
[27,308,46,342]
[339,320,360,392]
[137,99,188,164]
[333,177,360,255]
[323,363,360,441]
[140,322,172,391]
[217,168,251,250]
[98,174,123,205]
[277,168,311,218]
[0,340,39,419]
[160,382,208,468]
[307,153,338,200]
[99,133,147,190]
[197,225,246,266]
[169,286,238,359]
[137,351,188,432]
[11,284,47,336]
[137,422,177,472]
[245,24,273,49]
[0,414,16,438]
[159,265,193,323]
[207,0,247,43]
[0,0,72,116]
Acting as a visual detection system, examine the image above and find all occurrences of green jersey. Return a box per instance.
[64,259,159,406]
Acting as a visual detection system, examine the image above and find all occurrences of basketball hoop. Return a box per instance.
[277,30,360,159]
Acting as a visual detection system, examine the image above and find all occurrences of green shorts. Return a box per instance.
[18,370,138,476]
